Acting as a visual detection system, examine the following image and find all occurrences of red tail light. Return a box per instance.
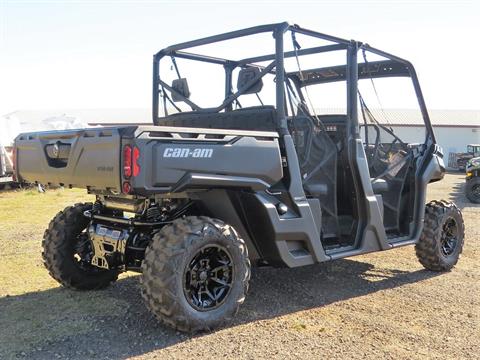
[133,146,140,177]
[123,145,132,178]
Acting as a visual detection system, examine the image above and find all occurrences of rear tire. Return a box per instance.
[415,200,464,271]
[466,177,480,204]
[141,216,250,332]
[42,203,119,290]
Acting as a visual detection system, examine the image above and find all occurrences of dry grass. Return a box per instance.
[0,189,132,357]
[0,188,93,296]
[0,174,479,359]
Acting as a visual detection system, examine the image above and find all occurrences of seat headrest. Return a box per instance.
[237,67,263,94]
[171,78,190,102]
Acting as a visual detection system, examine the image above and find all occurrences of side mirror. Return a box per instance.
[171,78,191,102]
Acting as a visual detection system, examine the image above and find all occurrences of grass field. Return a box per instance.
[1,190,119,355]
[0,174,479,359]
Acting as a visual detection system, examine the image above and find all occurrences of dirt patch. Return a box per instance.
[0,174,478,359]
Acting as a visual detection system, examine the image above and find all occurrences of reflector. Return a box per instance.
[122,181,131,194]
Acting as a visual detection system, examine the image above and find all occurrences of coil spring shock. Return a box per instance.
[146,205,162,222]
[92,200,103,213]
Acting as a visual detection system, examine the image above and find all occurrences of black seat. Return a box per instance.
[157,106,277,132]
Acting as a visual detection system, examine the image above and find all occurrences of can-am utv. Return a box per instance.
[14,22,464,332]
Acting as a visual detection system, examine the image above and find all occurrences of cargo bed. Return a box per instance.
[14,126,283,195]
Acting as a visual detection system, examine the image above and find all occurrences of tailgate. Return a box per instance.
[15,127,128,192]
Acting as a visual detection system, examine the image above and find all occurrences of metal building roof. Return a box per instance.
[368,109,480,128]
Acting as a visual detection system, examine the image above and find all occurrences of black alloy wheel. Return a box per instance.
[440,217,458,256]
[183,245,234,311]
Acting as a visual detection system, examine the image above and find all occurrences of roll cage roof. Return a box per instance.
[152,22,434,140]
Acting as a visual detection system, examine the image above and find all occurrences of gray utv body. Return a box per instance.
[15,22,445,269]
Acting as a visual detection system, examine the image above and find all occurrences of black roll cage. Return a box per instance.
[152,22,435,142]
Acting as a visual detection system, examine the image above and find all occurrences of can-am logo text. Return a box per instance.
[163,147,213,158]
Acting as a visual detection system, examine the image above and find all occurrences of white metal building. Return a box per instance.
[382,109,480,167]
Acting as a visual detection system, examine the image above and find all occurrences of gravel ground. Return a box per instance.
[0,173,478,359]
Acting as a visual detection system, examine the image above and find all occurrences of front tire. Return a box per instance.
[415,200,464,271]
[466,177,480,204]
[140,216,250,332]
[42,203,119,290]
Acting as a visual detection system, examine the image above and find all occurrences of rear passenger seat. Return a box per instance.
[157,106,277,132]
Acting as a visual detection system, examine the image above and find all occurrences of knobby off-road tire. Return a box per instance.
[465,177,480,204]
[415,200,464,271]
[42,202,119,290]
[141,216,251,332]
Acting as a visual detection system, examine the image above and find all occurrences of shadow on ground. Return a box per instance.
[1,259,441,359]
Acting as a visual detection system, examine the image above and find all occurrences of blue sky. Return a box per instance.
[0,0,479,115]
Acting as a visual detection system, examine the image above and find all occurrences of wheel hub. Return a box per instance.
[183,245,233,311]
[199,271,208,281]
[441,217,458,256]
